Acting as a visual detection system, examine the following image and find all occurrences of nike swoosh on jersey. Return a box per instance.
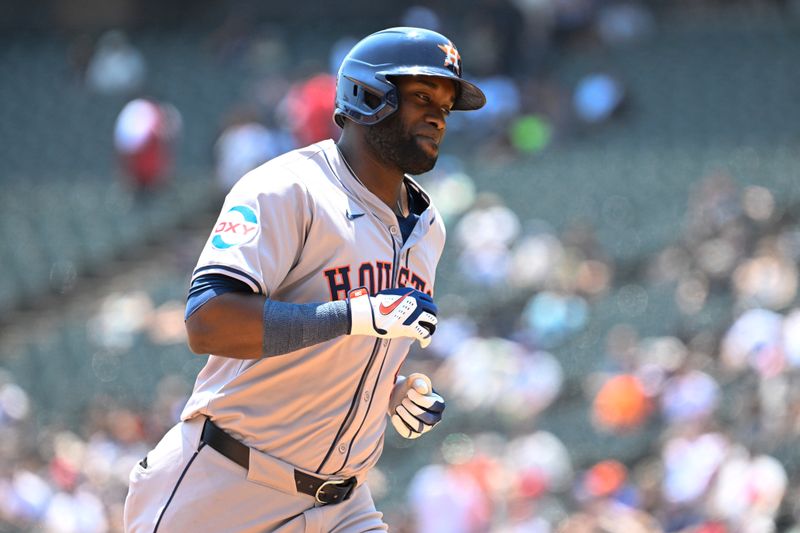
[379,289,415,315]
[346,210,365,220]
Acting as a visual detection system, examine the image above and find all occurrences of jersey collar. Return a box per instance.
[321,139,436,232]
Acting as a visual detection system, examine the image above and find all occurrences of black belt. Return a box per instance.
[200,418,357,505]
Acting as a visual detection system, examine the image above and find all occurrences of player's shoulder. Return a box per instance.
[428,203,447,244]
[234,140,337,193]
[429,203,446,233]
[259,139,334,172]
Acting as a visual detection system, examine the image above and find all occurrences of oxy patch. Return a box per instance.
[211,205,259,249]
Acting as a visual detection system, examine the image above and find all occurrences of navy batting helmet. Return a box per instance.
[334,27,486,127]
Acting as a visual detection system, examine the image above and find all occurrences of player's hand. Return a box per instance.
[388,373,445,439]
[348,287,437,348]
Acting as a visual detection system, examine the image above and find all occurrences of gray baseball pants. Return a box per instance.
[123,417,388,532]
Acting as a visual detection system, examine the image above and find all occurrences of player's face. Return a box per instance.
[366,76,456,175]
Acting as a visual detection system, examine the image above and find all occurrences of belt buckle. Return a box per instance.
[315,479,347,505]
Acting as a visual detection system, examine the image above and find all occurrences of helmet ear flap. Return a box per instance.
[334,75,398,127]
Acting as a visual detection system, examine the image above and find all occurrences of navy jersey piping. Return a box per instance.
[336,340,391,471]
[192,265,264,295]
[153,442,207,532]
[316,338,382,473]
[330,224,402,474]
[318,225,399,474]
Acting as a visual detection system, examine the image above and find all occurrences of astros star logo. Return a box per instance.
[437,42,461,76]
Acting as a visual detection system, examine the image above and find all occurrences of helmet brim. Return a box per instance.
[452,78,487,111]
[380,66,486,111]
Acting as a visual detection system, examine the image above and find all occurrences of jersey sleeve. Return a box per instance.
[185,273,252,319]
[191,167,312,297]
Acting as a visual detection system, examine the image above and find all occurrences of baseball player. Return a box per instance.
[124,27,485,533]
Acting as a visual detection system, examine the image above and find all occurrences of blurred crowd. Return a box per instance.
[385,171,800,532]
[4,163,800,531]
[0,290,193,532]
[71,0,642,196]
[2,0,800,531]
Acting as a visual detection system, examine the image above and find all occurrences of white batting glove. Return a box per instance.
[348,287,438,348]
[388,373,445,439]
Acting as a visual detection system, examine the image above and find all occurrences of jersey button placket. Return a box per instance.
[338,443,347,454]
[363,390,371,402]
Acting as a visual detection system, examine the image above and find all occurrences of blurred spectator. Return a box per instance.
[550,0,598,49]
[113,97,182,191]
[407,430,574,532]
[661,430,729,509]
[592,374,651,432]
[732,241,798,310]
[557,505,661,533]
[244,26,292,77]
[579,460,629,501]
[85,30,146,95]
[720,308,783,375]
[43,484,108,533]
[87,291,155,351]
[707,453,787,527]
[506,431,574,494]
[401,6,442,31]
[455,76,522,138]
[471,0,527,77]
[509,221,613,296]
[0,375,30,424]
[438,336,564,421]
[425,313,478,359]
[281,72,338,146]
[683,172,742,245]
[594,2,656,45]
[509,229,566,290]
[782,309,800,367]
[509,114,554,154]
[408,463,491,533]
[521,291,589,349]
[416,155,478,223]
[572,73,627,126]
[455,193,521,286]
[659,368,719,425]
[214,106,289,193]
[1,465,52,527]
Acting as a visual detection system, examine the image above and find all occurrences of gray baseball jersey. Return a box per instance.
[181,139,446,479]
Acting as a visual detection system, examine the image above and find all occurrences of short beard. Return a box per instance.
[365,112,437,176]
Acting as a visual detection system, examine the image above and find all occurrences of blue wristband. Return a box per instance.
[262,299,350,357]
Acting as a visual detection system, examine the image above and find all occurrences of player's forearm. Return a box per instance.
[185,292,351,359]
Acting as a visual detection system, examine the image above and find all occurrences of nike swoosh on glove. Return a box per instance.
[348,287,438,348]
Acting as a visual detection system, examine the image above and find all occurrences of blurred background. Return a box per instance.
[1,0,800,531]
